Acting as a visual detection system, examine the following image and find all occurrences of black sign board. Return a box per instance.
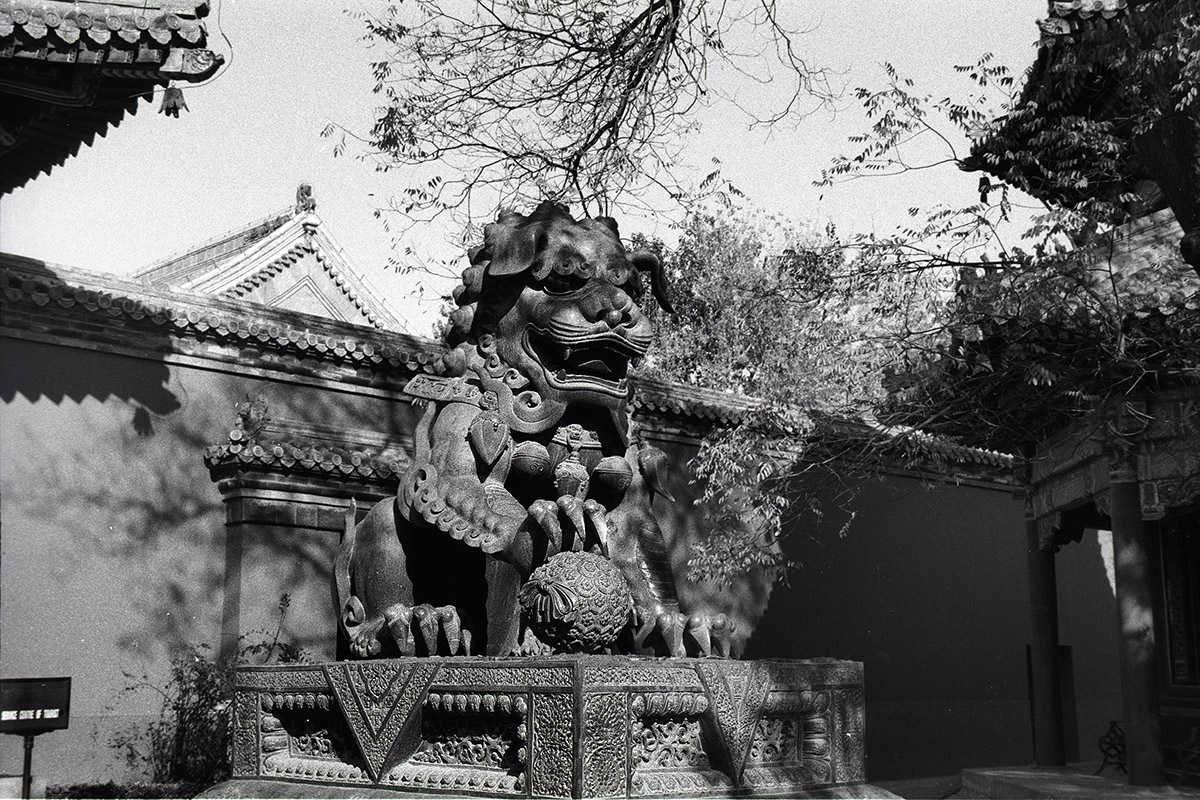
[0,678,71,734]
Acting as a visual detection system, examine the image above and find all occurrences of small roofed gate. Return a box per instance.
[1028,392,1200,784]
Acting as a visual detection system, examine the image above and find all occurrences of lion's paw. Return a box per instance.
[528,496,609,555]
[383,603,472,657]
[348,617,386,658]
[631,606,736,658]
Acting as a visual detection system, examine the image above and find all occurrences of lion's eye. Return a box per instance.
[606,264,630,284]
[542,271,587,295]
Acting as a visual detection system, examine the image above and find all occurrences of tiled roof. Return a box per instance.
[1036,0,1129,35]
[0,0,215,48]
[1,254,1017,479]
[0,253,438,373]
[0,0,223,193]
[1049,0,1128,19]
[135,200,410,333]
[631,373,1016,476]
[631,374,761,426]
[135,209,294,289]
[824,415,1017,471]
[204,433,409,486]
[188,213,408,332]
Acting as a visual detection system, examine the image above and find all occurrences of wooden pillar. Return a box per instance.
[1026,502,1066,765]
[1108,472,1165,785]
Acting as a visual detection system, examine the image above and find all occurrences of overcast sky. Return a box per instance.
[0,0,1047,335]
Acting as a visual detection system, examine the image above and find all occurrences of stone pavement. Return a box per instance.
[870,764,1200,799]
[957,764,1200,799]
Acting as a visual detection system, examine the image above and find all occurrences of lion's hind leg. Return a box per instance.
[343,596,387,658]
[339,499,417,658]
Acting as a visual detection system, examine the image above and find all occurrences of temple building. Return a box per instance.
[133,185,409,333]
[959,0,1200,787]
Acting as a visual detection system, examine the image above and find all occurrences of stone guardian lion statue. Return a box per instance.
[334,203,733,659]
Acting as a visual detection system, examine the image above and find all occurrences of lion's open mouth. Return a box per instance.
[525,328,641,394]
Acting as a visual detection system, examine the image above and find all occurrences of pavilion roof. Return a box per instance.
[135,208,295,289]
[960,0,1195,217]
[133,191,411,333]
[0,0,224,194]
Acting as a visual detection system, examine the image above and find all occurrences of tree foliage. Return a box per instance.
[653,0,1200,583]
[345,0,834,224]
[646,183,941,416]
[962,0,1200,216]
[638,183,947,584]
[816,15,1200,451]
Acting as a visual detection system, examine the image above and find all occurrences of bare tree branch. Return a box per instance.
[337,0,836,226]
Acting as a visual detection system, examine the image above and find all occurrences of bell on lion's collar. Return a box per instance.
[159,86,189,118]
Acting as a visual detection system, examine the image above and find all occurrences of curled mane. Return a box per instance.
[446,202,670,347]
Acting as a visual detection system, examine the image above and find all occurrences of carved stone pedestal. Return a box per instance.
[200,656,879,799]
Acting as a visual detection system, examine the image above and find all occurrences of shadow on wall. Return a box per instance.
[747,472,1031,781]
[1,332,182,421]
[635,434,778,649]
[0,259,433,783]
[0,259,418,666]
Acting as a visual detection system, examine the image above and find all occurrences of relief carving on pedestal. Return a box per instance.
[531,691,574,797]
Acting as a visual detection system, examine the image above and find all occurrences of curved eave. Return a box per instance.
[0,0,223,194]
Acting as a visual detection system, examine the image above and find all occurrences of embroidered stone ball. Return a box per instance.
[518,551,634,653]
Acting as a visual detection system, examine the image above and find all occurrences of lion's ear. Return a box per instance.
[484,221,541,276]
[630,250,674,315]
[467,243,489,265]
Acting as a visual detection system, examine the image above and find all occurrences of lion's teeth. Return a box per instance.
[563,346,573,360]
[556,369,568,382]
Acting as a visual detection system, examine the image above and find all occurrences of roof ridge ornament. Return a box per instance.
[295,181,317,216]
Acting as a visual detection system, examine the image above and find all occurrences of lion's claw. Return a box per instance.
[557,495,586,552]
[631,605,735,658]
[512,626,551,657]
[686,612,735,658]
[349,621,384,658]
[383,603,470,656]
[528,495,609,555]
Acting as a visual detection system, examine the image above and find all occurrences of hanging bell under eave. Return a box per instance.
[159,85,189,118]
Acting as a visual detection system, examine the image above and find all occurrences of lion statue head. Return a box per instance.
[442,202,671,438]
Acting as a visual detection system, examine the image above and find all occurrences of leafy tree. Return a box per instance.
[650,0,1200,582]
[961,0,1199,225]
[338,0,835,228]
[817,1,1200,452]
[638,182,948,584]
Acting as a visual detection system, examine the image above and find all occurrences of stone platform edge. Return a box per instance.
[214,655,870,799]
[200,776,903,799]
